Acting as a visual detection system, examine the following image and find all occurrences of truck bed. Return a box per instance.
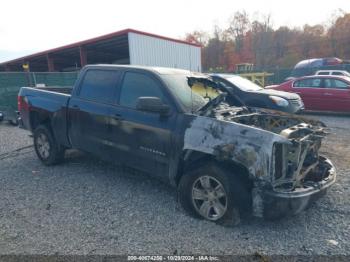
[18,86,72,147]
[35,86,73,94]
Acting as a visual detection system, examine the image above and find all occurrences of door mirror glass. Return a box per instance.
[136,97,170,115]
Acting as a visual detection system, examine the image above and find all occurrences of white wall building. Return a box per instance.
[0,29,202,72]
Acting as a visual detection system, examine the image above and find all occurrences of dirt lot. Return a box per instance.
[0,114,349,255]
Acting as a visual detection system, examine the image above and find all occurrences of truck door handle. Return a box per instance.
[72,105,80,109]
[324,93,333,96]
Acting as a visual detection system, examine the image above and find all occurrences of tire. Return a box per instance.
[33,125,65,165]
[178,163,250,226]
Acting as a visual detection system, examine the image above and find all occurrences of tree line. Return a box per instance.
[184,10,350,72]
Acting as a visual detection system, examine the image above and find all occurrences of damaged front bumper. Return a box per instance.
[253,156,336,219]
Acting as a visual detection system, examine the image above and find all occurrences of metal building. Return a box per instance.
[0,29,201,72]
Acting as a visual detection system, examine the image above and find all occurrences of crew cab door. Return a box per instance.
[67,69,121,157]
[109,70,177,179]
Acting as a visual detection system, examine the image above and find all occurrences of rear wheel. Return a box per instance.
[178,163,250,226]
[33,125,65,165]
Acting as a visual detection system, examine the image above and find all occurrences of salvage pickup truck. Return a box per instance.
[18,65,336,225]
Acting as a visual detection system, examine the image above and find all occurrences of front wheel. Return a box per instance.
[178,163,250,226]
[33,125,65,165]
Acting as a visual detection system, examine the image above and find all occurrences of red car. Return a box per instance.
[268,75,350,112]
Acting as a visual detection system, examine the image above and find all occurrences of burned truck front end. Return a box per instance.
[260,123,335,219]
[184,104,336,219]
[224,109,336,219]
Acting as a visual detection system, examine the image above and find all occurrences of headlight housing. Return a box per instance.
[269,96,289,107]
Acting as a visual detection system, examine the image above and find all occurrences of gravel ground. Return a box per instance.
[0,114,349,255]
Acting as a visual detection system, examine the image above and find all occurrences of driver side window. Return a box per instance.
[119,72,165,109]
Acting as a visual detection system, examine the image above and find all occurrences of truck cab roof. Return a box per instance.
[85,64,193,76]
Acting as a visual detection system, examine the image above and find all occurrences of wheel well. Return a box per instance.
[30,111,51,131]
[175,150,253,191]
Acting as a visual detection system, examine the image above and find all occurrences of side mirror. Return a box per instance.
[136,97,170,115]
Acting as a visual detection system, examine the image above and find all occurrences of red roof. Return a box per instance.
[0,28,201,65]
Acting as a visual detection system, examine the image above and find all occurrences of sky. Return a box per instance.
[1,0,349,63]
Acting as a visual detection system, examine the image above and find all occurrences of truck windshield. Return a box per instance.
[161,74,207,112]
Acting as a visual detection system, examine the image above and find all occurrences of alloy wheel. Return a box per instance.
[192,175,228,220]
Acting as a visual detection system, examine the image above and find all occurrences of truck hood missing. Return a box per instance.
[184,103,328,189]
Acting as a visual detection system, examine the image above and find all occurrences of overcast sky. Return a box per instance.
[1,0,349,62]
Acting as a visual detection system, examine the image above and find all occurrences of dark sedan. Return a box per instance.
[210,74,304,113]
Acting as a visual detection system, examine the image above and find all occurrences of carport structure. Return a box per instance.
[0,29,201,72]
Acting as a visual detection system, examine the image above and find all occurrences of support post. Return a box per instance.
[79,46,87,68]
[46,54,55,72]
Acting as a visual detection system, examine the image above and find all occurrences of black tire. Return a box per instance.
[33,125,65,165]
[178,163,250,226]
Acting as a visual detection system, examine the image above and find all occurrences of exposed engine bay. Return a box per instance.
[205,102,332,192]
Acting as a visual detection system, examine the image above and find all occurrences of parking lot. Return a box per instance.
[0,114,349,255]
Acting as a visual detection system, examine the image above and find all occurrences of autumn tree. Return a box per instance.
[185,30,209,46]
[273,27,302,67]
[328,13,350,58]
[228,11,250,53]
[184,11,350,72]
[250,14,274,68]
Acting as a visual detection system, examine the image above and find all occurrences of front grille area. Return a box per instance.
[273,139,322,191]
[272,122,326,191]
[272,141,310,190]
[274,143,284,180]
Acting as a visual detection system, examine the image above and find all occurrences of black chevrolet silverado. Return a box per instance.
[18,65,336,225]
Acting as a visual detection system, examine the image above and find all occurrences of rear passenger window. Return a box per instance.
[79,70,120,103]
[324,79,349,89]
[293,78,322,88]
[119,72,165,109]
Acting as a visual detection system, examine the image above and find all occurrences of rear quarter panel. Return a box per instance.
[19,87,71,147]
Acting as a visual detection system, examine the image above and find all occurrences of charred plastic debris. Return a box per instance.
[185,77,336,218]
